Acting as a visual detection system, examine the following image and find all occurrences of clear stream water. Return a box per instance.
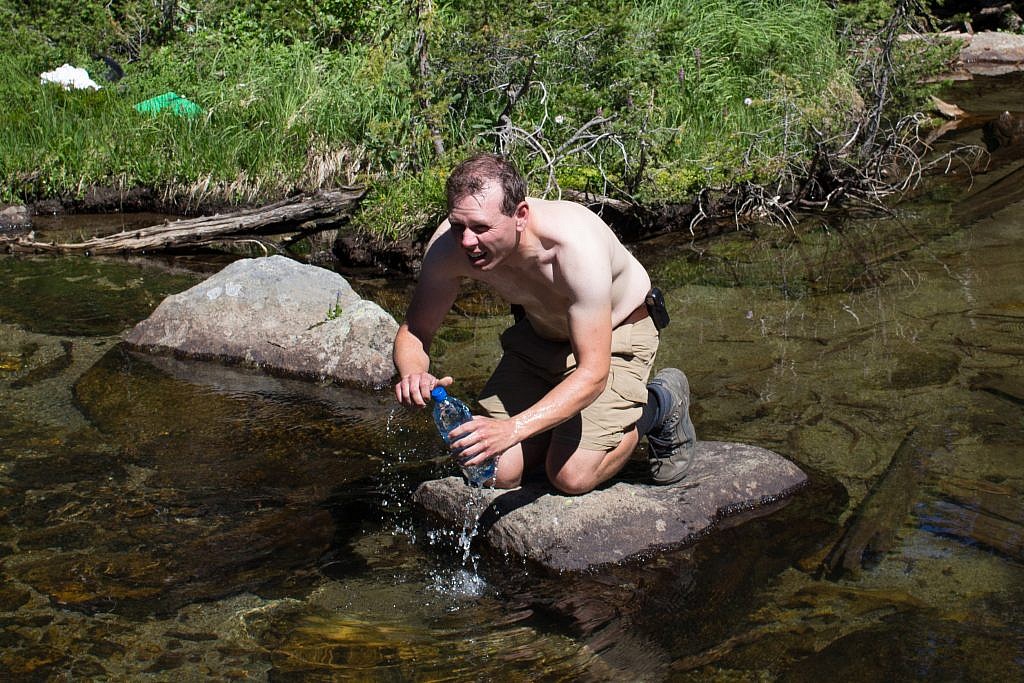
[1,76,1022,680]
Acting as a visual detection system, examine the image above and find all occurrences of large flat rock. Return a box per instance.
[960,31,1024,68]
[413,441,808,572]
[125,255,398,387]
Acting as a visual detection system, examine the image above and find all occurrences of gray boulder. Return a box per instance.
[960,31,1024,75]
[125,255,398,387]
[0,204,30,233]
[899,31,1024,76]
[413,441,808,572]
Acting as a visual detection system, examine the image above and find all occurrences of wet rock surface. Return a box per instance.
[983,110,1024,150]
[0,204,30,233]
[960,31,1024,73]
[413,441,808,572]
[125,255,398,387]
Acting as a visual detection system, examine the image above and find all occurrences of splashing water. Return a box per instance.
[421,484,493,600]
[380,406,420,541]
[458,492,483,569]
[427,567,488,603]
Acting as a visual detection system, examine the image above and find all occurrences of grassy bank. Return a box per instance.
[0,0,942,245]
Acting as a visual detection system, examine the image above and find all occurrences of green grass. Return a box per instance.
[0,0,924,245]
[611,0,853,199]
[0,35,416,205]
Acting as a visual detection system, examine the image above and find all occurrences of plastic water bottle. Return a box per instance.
[430,386,495,486]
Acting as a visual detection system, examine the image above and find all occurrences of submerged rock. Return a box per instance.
[125,255,398,387]
[413,441,808,572]
[983,110,1024,151]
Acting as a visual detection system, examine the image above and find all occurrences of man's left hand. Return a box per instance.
[448,415,518,465]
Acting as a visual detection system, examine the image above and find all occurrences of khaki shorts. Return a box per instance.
[477,316,659,451]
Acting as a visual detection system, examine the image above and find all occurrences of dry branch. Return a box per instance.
[2,187,365,255]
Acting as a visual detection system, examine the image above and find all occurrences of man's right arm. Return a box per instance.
[394,225,462,407]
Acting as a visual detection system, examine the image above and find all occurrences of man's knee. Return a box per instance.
[491,449,527,489]
[492,469,521,489]
[546,464,597,496]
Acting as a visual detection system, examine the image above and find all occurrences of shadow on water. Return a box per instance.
[474,467,850,677]
[1,75,1024,679]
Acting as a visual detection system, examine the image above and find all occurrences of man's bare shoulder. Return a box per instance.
[529,197,613,247]
[530,197,606,223]
[423,220,471,272]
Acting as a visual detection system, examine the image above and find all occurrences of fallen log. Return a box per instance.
[953,158,1024,226]
[819,428,938,578]
[919,495,1024,561]
[1,187,365,255]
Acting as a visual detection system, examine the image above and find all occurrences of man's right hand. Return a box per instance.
[394,372,453,408]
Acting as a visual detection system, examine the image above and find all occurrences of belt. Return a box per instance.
[618,301,649,327]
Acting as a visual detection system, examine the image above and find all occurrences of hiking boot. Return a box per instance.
[646,368,697,485]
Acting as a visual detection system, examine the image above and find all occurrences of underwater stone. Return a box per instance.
[413,441,808,572]
[125,255,398,387]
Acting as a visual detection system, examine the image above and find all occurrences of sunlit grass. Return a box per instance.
[0,0,877,242]
[0,39,414,205]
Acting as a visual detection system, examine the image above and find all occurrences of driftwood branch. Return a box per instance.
[2,187,365,255]
[919,476,1024,561]
[494,54,538,133]
[414,0,446,159]
[819,428,936,578]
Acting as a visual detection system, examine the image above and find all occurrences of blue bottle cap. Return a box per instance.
[430,386,448,402]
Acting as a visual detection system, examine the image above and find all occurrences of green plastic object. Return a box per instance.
[134,92,203,118]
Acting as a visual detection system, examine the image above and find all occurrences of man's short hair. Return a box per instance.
[446,153,526,216]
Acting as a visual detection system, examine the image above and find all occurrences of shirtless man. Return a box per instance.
[393,154,695,494]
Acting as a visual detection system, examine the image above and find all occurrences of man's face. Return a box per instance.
[447,183,523,270]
